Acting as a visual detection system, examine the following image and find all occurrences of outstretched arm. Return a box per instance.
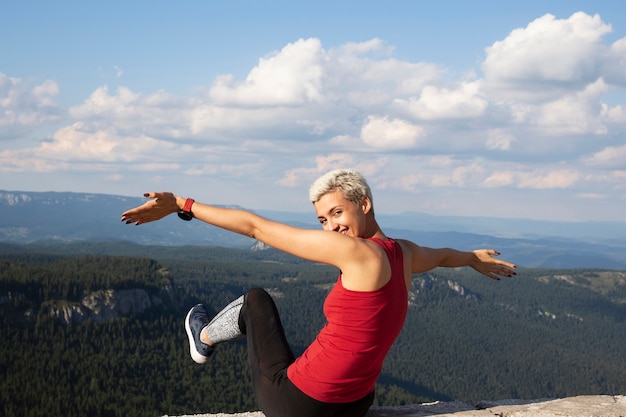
[121,192,367,270]
[121,192,274,238]
[399,240,517,280]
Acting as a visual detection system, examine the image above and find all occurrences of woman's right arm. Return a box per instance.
[121,192,282,240]
[121,192,370,270]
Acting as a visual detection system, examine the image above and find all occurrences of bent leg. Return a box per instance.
[240,288,295,387]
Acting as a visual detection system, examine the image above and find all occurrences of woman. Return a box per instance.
[121,169,516,417]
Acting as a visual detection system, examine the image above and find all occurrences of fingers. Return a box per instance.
[479,249,517,271]
[493,258,517,270]
[474,249,498,260]
[472,249,518,281]
[497,257,517,270]
[120,212,140,225]
[477,249,517,280]
[120,192,177,226]
[120,194,154,224]
[494,264,517,278]
[143,191,175,200]
[121,213,153,225]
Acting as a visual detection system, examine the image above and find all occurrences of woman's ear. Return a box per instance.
[360,196,372,214]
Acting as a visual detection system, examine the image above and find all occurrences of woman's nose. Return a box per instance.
[325,219,340,232]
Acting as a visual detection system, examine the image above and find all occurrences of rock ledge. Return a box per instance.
[164,395,626,417]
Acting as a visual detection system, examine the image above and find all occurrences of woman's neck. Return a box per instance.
[364,217,387,240]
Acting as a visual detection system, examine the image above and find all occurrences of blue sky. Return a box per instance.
[1,0,625,222]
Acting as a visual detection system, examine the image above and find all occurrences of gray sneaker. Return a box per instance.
[185,304,214,364]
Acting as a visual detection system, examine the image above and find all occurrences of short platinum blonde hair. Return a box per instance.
[309,169,374,210]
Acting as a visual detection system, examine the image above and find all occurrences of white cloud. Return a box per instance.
[531,78,610,135]
[447,165,581,191]
[0,73,62,138]
[576,192,607,199]
[389,173,428,193]
[209,38,325,106]
[585,144,626,168]
[69,86,194,137]
[603,103,626,123]
[278,153,357,187]
[315,153,357,172]
[483,171,515,188]
[604,36,626,85]
[328,134,357,147]
[327,39,441,98]
[483,12,611,89]
[277,153,390,190]
[613,170,626,188]
[0,122,188,173]
[65,38,443,146]
[394,81,488,120]
[479,13,626,139]
[486,129,516,151]
[360,115,424,149]
[450,164,485,187]
[518,169,580,189]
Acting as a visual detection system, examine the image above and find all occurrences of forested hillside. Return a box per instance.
[1,242,625,417]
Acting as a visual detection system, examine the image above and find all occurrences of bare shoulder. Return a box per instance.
[394,239,418,287]
[272,227,394,276]
[347,237,388,267]
[395,238,418,260]
[340,238,391,291]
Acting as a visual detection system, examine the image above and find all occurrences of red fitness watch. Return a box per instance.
[177,198,195,221]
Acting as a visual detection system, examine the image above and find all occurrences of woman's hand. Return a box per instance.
[471,249,517,280]
[120,192,182,225]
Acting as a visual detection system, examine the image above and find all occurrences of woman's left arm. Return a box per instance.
[399,240,517,280]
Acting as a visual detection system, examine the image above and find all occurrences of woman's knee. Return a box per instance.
[245,287,271,304]
[239,287,274,333]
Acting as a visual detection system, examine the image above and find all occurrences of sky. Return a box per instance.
[1,0,626,223]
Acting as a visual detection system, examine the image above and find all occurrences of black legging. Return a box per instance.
[238,287,375,417]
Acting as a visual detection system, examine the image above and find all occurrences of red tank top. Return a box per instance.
[287,238,408,403]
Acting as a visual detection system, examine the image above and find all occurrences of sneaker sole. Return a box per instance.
[185,308,209,364]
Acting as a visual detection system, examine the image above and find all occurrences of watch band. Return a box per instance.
[182,198,195,213]
[177,198,195,221]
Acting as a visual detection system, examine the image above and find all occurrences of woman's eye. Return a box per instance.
[333,210,342,217]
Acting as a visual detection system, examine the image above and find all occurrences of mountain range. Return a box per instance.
[1,189,625,269]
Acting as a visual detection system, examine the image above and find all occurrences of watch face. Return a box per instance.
[177,211,193,221]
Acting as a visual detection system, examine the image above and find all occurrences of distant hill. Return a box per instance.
[1,190,626,269]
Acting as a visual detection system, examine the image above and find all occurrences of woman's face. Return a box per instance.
[313,189,368,237]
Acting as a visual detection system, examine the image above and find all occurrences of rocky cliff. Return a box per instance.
[41,287,168,325]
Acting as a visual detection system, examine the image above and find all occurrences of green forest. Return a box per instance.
[1,241,625,417]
